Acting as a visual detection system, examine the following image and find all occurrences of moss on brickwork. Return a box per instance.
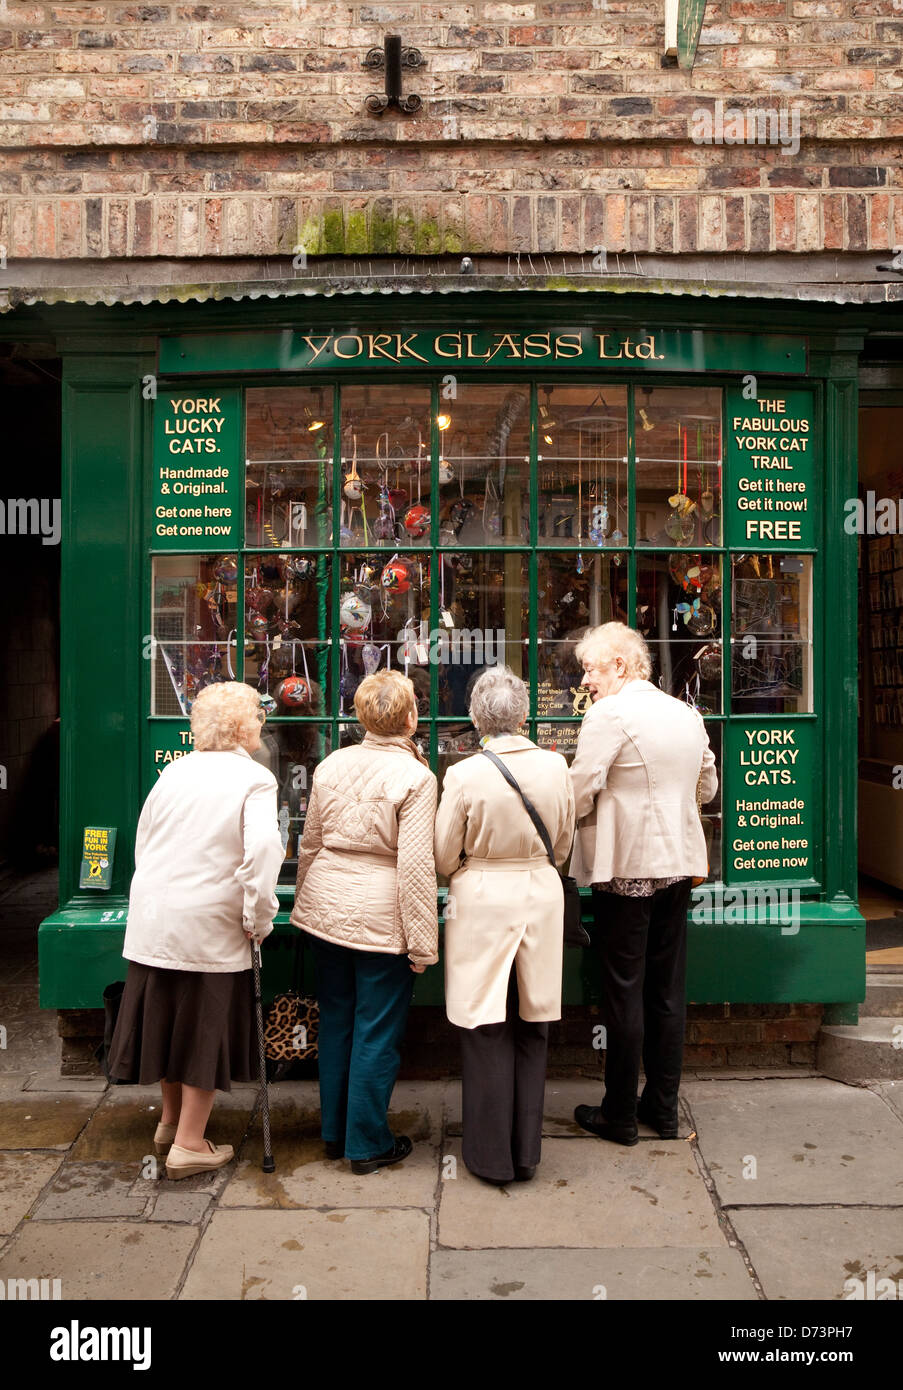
[297,217,322,256]
[344,209,369,254]
[414,219,441,255]
[369,207,396,254]
[322,209,345,254]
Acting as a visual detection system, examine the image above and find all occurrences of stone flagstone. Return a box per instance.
[438,1137,725,1250]
[429,1246,756,1300]
[181,1208,430,1300]
[683,1077,903,1205]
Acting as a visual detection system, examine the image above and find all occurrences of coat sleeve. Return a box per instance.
[554,761,577,867]
[397,771,439,967]
[569,702,626,821]
[433,770,467,878]
[234,779,284,943]
[294,773,324,896]
[697,717,719,806]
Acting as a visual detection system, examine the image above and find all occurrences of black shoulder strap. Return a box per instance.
[480,747,557,870]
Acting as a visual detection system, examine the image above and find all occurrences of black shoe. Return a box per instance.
[323,1140,344,1160]
[636,1101,679,1140]
[574,1105,638,1146]
[514,1165,536,1182]
[350,1135,412,1175]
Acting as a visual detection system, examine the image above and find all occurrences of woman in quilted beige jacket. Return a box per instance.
[291,670,438,1174]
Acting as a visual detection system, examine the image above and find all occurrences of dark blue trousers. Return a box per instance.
[309,935,414,1161]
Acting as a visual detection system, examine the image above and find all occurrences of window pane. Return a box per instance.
[537,551,629,717]
[534,721,582,759]
[338,552,431,717]
[151,554,237,715]
[637,553,724,713]
[731,554,814,714]
[246,387,333,548]
[243,552,330,714]
[251,724,332,883]
[635,386,722,547]
[436,552,528,716]
[339,384,432,548]
[437,384,529,545]
[536,384,628,547]
[700,722,723,882]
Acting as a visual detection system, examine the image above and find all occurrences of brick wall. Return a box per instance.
[0,0,900,262]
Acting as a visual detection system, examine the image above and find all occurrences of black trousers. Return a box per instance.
[592,879,692,1127]
[457,967,550,1183]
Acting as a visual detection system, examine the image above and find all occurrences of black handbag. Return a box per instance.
[481,748,591,948]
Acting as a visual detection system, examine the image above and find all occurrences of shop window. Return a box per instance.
[339,384,432,548]
[634,386,722,547]
[700,722,723,882]
[437,383,530,545]
[730,554,813,714]
[151,553,238,716]
[536,384,628,548]
[243,551,330,715]
[537,552,629,718]
[245,386,333,548]
[636,553,723,713]
[338,551,431,716]
[436,552,528,716]
[252,723,332,883]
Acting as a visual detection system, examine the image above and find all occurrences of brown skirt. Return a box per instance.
[107,961,260,1093]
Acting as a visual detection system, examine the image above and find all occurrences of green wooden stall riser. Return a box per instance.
[39,907,865,1011]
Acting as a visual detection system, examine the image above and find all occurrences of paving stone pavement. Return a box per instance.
[0,1071,900,1300]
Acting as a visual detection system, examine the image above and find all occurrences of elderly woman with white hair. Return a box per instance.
[569,622,718,1147]
[108,681,284,1178]
[434,666,575,1185]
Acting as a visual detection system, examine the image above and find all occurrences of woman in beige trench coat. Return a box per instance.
[434,666,575,1184]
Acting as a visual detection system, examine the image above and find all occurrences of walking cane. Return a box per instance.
[251,939,276,1174]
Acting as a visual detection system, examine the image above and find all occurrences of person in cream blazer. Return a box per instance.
[569,622,718,1149]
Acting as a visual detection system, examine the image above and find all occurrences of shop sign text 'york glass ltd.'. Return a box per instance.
[159,327,807,377]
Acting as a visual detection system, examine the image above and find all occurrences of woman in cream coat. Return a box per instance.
[434,666,575,1185]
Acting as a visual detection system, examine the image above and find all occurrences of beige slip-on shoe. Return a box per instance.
[165,1139,234,1180]
[154,1122,177,1156]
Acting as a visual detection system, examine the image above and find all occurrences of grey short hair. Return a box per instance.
[574,622,652,681]
[468,665,529,738]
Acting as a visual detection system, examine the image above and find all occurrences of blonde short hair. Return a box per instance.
[354,669,416,735]
[574,622,652,681]
[191,681,261,751]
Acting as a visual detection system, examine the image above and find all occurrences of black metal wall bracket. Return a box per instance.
[363,34,423,115]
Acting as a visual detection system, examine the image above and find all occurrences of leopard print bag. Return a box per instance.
[263,990,319,1062]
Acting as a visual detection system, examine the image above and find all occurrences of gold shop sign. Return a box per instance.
[159,328,807,376]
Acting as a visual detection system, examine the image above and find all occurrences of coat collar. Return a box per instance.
[481,733,536,753]
[361,731,429,765]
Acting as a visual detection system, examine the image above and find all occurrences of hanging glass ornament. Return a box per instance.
[694,642,722,682]
[213,555,238,584]
[381,559,412,593]
[438,459,454,485]
[245,611,269,639]
[339,590,371,631]
[246,587,274,613]
[276,675,312,708]
[403,504,430,539]
[258,692,278,717]
[361,642,381,676]
[284,555,315,580]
